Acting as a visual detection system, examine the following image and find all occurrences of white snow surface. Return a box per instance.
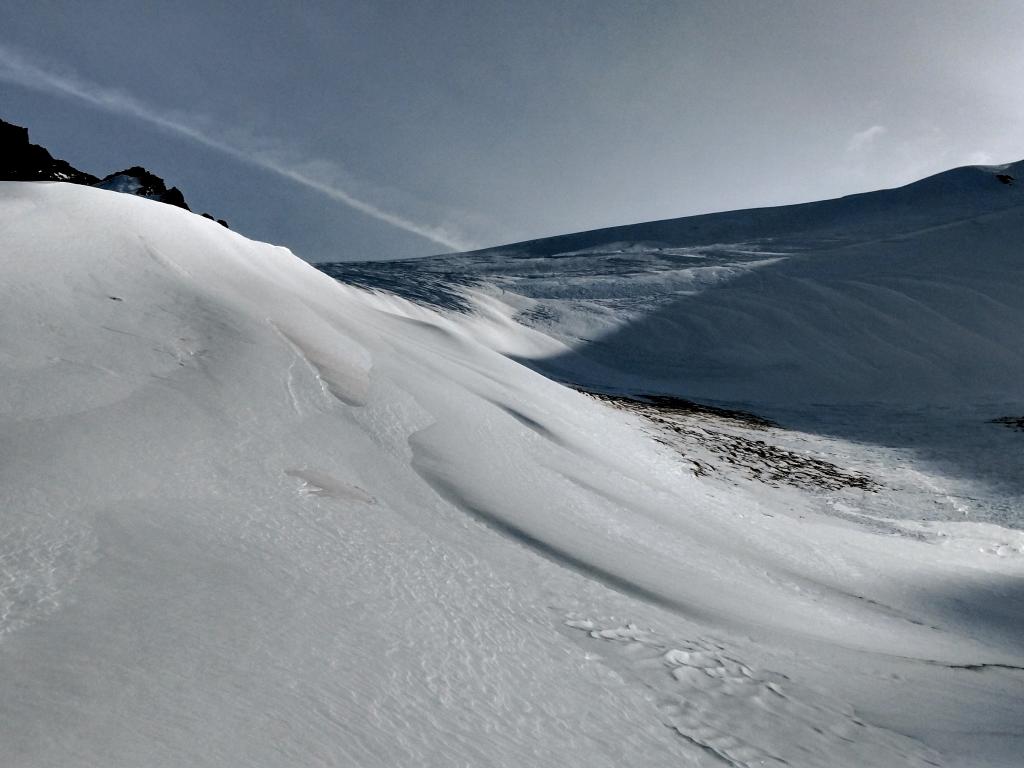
[2,181,1023,767]
[346,162,1024,407]
[328,162,1024,530]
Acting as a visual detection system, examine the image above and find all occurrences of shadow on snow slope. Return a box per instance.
[319,161,1024,525]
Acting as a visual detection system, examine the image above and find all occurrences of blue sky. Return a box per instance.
[3,1,1023,261]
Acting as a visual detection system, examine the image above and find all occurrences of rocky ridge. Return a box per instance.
[0,117,227,226]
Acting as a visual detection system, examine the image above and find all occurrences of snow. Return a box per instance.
[2,180,1023,767]
[327,161,1024,530]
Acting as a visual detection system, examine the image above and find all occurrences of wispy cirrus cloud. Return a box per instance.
[0,43,470,252]
[964,149,995,166]
[846,125,887,153]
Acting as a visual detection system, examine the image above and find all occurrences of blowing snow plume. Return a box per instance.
[0,43,468,252]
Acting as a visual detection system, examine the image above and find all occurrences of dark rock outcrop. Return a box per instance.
[96,166,192,211]
[0,119,99,184]
[1,117,226,226]
[200,212,230,228]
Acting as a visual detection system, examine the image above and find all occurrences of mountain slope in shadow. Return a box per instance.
[320,160,1024,516]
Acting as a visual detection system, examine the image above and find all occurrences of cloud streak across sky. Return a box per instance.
[0,43,468,252]
[846,125,886,154]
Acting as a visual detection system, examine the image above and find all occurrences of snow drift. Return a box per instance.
[326,160,1024,406]
[2,181,1022,767]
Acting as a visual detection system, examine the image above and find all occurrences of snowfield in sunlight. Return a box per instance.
[2,179,1023,767]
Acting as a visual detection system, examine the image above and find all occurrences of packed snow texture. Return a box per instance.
[324,161,1024,529]
[2,181,1022,767]
[328,161,1024,405]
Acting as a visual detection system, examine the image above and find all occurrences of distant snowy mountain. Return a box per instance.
[322,160,1024,535]
[2,171,1023,766]
[322,160,1024,406]
[0,117,228,225]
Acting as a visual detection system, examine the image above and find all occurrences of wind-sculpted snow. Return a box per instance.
[323,161,1024,407]
[321,161,1024,531]
[563,620,943,767]
[2,182,1023,767]
[319,258,484,312]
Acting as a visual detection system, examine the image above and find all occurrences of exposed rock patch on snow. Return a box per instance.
[584,390,878,491]
[322,159,1024,533]
[990,415,1024,431]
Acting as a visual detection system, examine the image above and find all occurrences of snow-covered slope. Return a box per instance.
[325,161,1024,406]
[1,117,227,224]
[324,161,1024,534]
[3,182,1023,767]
